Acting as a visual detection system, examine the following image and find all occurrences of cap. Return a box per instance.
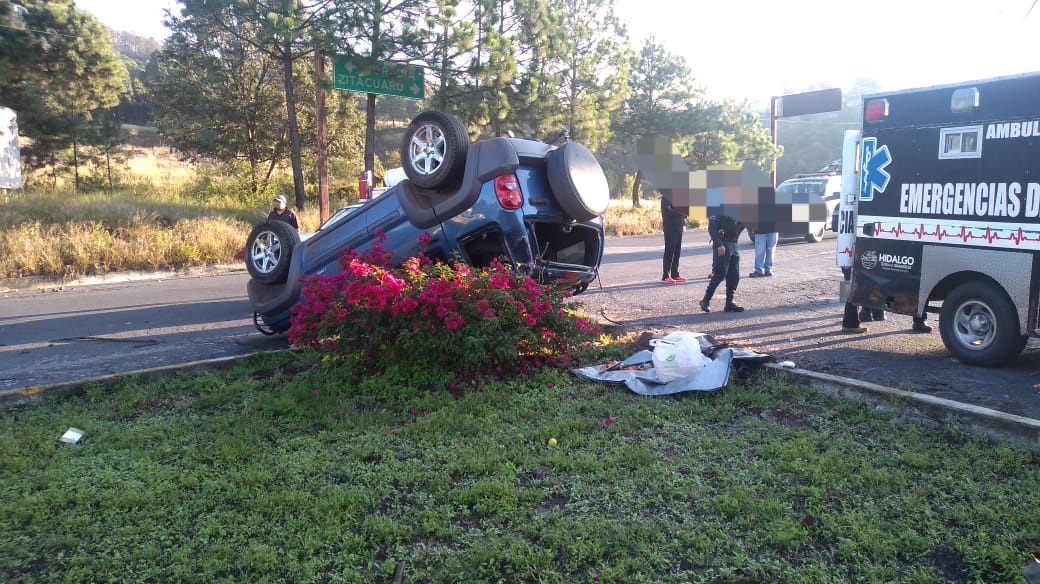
[274,195,287,205]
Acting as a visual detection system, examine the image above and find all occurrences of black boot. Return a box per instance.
[724,292,744,312]
[699,296,711,313]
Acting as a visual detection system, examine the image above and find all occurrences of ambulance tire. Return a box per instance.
[939,281,1026,367]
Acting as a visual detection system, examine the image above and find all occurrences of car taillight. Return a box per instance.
[494,174,523,210]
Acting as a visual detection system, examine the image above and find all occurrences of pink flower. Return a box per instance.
[444,313,465,330]
[599,415,616,426]
[311,389,321,396]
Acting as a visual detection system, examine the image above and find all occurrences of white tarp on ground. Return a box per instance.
[0,107,22,189]
[572,348,736,395]
[570,331,773,396]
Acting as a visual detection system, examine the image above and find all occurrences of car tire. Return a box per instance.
[245,220,299,284]
[939,280,1026,366]
[546,142,609,222]
[805,224,825,243]
[400,111,469,191]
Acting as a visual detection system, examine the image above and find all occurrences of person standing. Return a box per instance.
[748,226,778,277]
[268,195,299,229]
[660,196,689,283]
[841,267,868,333]
[700,214,745,312]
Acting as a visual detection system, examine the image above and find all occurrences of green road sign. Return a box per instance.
[333,56,425,100]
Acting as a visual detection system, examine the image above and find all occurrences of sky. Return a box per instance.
[615,0,1040,104]
[76,0,1040,105]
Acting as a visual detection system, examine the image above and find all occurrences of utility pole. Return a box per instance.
[315,49,329,224]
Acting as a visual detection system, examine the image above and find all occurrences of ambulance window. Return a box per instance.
[951,87,980,113]
[938,125,983,159]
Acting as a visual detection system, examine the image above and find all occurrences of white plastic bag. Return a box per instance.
[649,331,709,382]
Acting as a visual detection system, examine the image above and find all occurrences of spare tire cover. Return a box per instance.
[546,142,609,222]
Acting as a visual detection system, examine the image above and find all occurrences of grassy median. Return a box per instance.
[2,347,1038,583]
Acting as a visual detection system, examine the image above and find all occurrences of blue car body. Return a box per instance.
[247,136,607,333]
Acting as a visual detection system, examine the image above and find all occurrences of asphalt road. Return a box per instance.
[0,271,285,392]
[2,230,1038,419]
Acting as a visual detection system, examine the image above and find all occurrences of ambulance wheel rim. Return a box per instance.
[951,300,996,350]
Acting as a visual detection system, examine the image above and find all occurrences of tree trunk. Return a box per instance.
[72,122,80,192]
[282,41,306,211]
[105,146,113,189]
[631,168,642,208]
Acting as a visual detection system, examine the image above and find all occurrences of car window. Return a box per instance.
[776,179,827,196]
[317,205,364,231]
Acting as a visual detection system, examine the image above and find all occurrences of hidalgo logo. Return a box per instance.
[860,250,878,270]
[879,253,914,266]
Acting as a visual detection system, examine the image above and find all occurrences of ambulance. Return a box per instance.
[837,71,1040,366]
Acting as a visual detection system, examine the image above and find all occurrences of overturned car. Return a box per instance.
[245,111,609,334]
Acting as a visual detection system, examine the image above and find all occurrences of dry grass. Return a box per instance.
[0,217,250,278]
[603,198,704,236]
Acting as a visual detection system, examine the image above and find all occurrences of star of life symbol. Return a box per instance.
[859,137,891,202]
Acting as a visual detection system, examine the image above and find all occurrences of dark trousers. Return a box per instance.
[842,301,861,328]
[662,224,683,278]
[703,241,740,301]
[841,267,860,327]
[841,267,927,327]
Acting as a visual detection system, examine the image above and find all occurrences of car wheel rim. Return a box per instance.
[408,123,446,176]
[952,300,996,350]
[250,230,281,274]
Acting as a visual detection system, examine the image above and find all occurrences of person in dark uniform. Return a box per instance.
[700,214,745,313]
[660,197,689,283]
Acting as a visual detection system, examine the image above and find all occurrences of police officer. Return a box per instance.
[660,196,689,283]
[700,214,745,313]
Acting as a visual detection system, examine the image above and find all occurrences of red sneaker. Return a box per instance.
[672,276,686,283]
[662,277,675,284]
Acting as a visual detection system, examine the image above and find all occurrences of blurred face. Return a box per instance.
[274,199,286,211]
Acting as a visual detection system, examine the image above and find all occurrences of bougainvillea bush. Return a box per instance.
[288,232,601,379]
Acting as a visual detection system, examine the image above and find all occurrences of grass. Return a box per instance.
[2,343,1038,583]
